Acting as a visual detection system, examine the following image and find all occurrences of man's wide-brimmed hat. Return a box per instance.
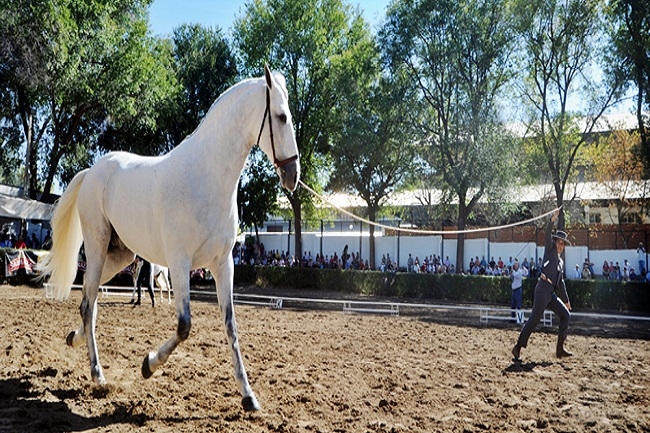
[552,230,571,245]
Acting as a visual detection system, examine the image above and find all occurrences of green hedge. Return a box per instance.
[234,265,650,314]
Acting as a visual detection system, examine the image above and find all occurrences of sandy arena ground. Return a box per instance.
[0,284,649,432]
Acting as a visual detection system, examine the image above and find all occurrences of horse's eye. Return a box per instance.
[278,113,287,123]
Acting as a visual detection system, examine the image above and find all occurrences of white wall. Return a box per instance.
[254,232,642,274]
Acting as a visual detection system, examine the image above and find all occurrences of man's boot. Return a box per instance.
[556,336,573,358]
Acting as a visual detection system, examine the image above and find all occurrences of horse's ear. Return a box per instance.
[264,64,273,90]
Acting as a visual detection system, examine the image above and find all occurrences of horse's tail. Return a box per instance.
[39,170,88,301]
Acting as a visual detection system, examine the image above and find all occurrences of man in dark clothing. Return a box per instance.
[512,209,572,361]
[135,257,155,307]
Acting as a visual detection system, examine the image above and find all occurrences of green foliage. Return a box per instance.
[238,147,280,235]
[160,23,238,150]
[329,68,421,266]
[0,0,178,194]
[380,0,521,269]
[234,265,650,313]
[233,0,377,255]
[606,0,650,173]
[514,0,620,228]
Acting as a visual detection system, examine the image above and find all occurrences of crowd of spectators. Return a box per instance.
[600,257,647,282]
[461,256,542,279]
[0,231,48,250]
[233,240,649,282]
[233,242,369,270]
[404,253,456,274]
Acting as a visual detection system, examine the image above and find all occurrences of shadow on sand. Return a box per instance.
[0,369,148,433]
[502,360,555,374]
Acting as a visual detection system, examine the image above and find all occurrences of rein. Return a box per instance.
[256,87,298,169]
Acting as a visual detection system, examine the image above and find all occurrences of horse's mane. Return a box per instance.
[180,72,288,146]
[179,76,261,145]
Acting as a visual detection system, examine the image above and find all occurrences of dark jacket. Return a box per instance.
[539,218,570,304]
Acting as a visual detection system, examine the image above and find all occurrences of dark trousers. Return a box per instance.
[137,262,154,303]
[517,280,570,347]
[511,287,522,318]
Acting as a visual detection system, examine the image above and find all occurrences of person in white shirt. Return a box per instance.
[572,265,581,279]
[510,260,524,320]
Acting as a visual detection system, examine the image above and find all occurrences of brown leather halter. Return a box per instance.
[256,86,298,168]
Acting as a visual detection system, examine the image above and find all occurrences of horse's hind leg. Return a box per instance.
[67,245,134,385]
[212,258,260,411]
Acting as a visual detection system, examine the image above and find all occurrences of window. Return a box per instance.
[620,212,641,224]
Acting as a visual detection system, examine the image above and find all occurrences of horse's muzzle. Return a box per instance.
[278,160,300,192]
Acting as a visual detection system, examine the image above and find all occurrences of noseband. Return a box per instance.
[256,86,298,169]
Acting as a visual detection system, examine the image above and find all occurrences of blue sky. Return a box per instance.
[148,0,391,36]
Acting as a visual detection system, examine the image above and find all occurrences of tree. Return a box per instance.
[161,24,238,150]
[607,0,650,174]
[0,0,177,196]
[586,129,648,247]
[380,0,519,271]
[516,0,624,228]
[233,0,374,261]
[0,0,51,197]
[238,147,280,240]
[329,71,419,269]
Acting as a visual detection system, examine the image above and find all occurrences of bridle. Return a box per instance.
[256,86,298,169]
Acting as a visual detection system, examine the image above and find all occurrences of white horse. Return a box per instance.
[129,259,172,305]
[41,65,299,412]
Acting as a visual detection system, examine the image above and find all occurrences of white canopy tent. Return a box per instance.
[0,194,53,221]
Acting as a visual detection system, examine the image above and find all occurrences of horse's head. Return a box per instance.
[256,65,300,192]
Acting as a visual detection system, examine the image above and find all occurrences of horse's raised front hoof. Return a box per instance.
[66,331,76,347]
[141,354,154,379]
[242,394,261,412]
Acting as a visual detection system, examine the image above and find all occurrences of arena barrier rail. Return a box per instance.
[46,285,650,325]
[45,283,139,299]
[479,308,553,326]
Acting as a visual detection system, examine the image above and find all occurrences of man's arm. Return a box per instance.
[544,209,559,250]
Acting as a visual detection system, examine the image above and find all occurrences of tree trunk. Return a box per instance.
[456,202,467,274]
[16,88,38,199]
[636,84,649,177]
[368,207,377,270]
[289,193,302,264]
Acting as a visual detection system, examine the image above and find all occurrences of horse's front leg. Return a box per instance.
[213,258,260,411]
[142,264,191,378]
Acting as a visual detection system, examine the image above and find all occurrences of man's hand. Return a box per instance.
[565,301,572,311]
[551,208,561,223]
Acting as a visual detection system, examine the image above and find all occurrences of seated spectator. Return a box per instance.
[14,236,27,249]
[629,267,637,281]
[0,233,13,248]
[622,267,629,281]
[581,264,591,279]
[572,265,581,279]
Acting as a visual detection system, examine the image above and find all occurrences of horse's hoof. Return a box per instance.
[141,354,154,379]
[91,365,106,385]
[242,395,261,412]
[66,331,76,347]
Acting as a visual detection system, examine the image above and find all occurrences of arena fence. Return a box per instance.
[45,284,650,327]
